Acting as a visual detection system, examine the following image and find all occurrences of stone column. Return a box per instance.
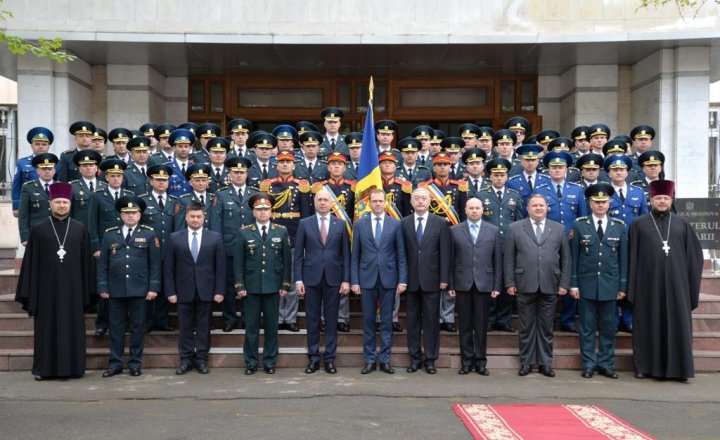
[560,65,619,135]
[106,64,166,130]
[538,74,561,132]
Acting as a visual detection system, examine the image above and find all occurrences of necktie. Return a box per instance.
[451,165,456,176]
[619,188,625,203]
[308,162,313,174]
[141,166,146,176]
[115,191,119,201]
[597,219,604,240]
[374,217,382,244]
[330,139,336,150]
[181,163,186,174]
[320,217,327,245]
[44,182,49,195]
[474,179,479,192]
[237,188,243,204]
[191,231,199,262]
[354,162,359,171]
[496,190,502,200]
[262,164,268,180]
[215,167,222,180]
[261,225,267,241]
[556,184,562,198]
[527,175,533,191]
[534,221,543,242]
[416,217,424,243]
[158,195,164,210]
[470,223,479,243]
[125,227,133,244]
[89,181,94,192]
[420,155,425,165]
[408,169,413,182]
[199,194,205,206]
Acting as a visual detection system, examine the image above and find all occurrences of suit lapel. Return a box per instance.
[523,219,540,244]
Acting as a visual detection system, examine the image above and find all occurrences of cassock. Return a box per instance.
[628,211,703,379]
[15,216,96,378]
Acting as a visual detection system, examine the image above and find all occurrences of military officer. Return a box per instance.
[18,153,58,245]
[227,118,254,159]
[166,129,195,197]
[139,123,158,155]
[546,137,581,182]
[149,123,177,165]
[177,163,217,230]
[475,126,495,158]
[106,128,133,164]
[296,120,321,137]
[206,137,230,193]
[629,125,655,169]
[462,148,489,199]
[375,120,402,162]
[193,123,221,165]
[234,193,292,375]
[571,126,592,158]
[441,136,466,180]
[273,124,299,156]
[409,125,434,167]
[504,116,530,147]
[507,144,551,212]
[70,150,105,226]
[91,128,108,156]
[570,183,627,380]
[479,158,525,332]
[343,133,363,180]
[426,130,445,159]
[588,123,611,155]
[458,123,482,149]
[631,150,665,200]
[535,129,560,151]
[319,107,348,158]
[123,136,152,196]
[395,137,432,187]
[603,139,640,183]
[12,127,53,217]
[380,151,413,219]
[576,153,609,189]
[58,121,96,183]
[212,157,257,332]
[492,129,519,165]
[295,131,329,183]
[98,195,161,378]
[248,132,279,187]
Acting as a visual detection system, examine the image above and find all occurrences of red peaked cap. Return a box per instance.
[649,180,675,198]
[49,182,73,200]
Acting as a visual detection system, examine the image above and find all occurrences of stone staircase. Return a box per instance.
[0,269,719,372]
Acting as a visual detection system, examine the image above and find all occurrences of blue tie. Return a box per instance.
[191,231,199,262]
[416,217,424,243]
[470,223,479,243]
[374,217,382,245]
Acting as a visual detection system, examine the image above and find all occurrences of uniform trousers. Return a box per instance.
[108,297,146,369]
[244,293,279,367]
[278,248,298,324]
[579,298,617,370]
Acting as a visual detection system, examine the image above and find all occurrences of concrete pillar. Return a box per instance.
[165,76,188,124]
[538,74,561,132]
[106,64,166,130]
[16,57,54,157]
[560,64,619,135]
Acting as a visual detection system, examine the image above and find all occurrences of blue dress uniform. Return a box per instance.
[18,153,59,243]
[234,194,292,372]
[97,196,161,376]
[69,150,105,227]
[507,144,552,213]
[570,184,628,378]
[212,158,258,331]
[12,127,54,211]
[58,121,96,183]
[166,129,196,197]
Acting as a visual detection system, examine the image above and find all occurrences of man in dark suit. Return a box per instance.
[448,198,503,376]
[164,201,225,375]
[401,187,451,374]
[295,188,351,374]
[504,194,571,377]
[351,188,408,375]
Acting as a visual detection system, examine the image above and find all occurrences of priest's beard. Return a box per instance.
[651,206,670,218]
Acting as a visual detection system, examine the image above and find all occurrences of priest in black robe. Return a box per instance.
[628,180,702,380]
[15,182,95,380]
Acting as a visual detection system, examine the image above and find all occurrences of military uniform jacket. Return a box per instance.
[293,160,329,184]
[227,146,255,160]
[123,164,150,196]
[319,135,349,159]
[88,187,136,252]
[395,164,432,188]
[259,176,312,244]
[97,225,162,297]
[208,166,229,194]
[57,148,81,183]
[311,178,356,221]
[506,172,552,212]
[608,185,649,232]
[11,155,39,210]
[536,181,588,234]
[343,163,360,181]
[383,177,413,218]
[70,179,107,226]
[570,216,628,301]
[177,192,218,230]
[149,151,173,166]
[448,162,466,181]
[139,193,183,258]
[190,148,211,165]
[248,158,278,189]
[233,223,292,294]
[212,185,258,255]
[418,177,468,223]
[18,180,52,242]
[478,186,525,241]
[465,176,491,200]
[167,159,193,198]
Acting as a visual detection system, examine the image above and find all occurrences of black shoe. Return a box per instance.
[94,327,107,336]
[102,368,122,378]
[324,362,337,374]
[33,375,45,381]
[581,368,594,378]
[406,363,421,373]
[494,324,515,332]
[634,371,648,379]
[424,361,436,374]
[305,361,320,374]
[245,365,257,375]
[319,323,326,332]
[598,367,618,379]
[196,363,209,374]
[560,325,578,333]
[441,323,457,332]
[263,365,276,374]
[175,363,193,375]
[286,323,300,332]
[458,366,472,375]
[379,363,395,374]
[392,322,402,333]
[155,325,175,332]
[337,322,350,332]
[539,365,555,377]
[361,363,376,374]
[476,366,489,376]
[222,324,235,333]
[278,323,287,330]
[518,365,532,376]
[129,368,142,377]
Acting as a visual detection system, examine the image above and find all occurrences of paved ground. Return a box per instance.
[0,368,718,439]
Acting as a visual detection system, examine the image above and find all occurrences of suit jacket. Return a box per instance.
[294,215,351,287]
[350,214,408,289]
[503,217,571,294]
[401,213,450,292]
[449,220,503,292]
[163,228,225,302]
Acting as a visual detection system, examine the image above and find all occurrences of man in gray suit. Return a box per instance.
[504,194,571,377]
[448,198,503,376]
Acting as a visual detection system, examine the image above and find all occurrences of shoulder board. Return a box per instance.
[22,180,37,187]
[454,180,469,192]
[296,179,310,193]
[259,178,275,192]
[106,226,120,233]
[566,181,581,188]
[417,180,430,188]
[139,224,154,231]
[138,193,150,198]
[166,194,177,200]
[216,186,230,193]
[630,180,644,187]
[69,179,80,184]
[311,181,325,193]
[508,174,521,180]
[61,148,76,155]
[179,193,192,199]
[416,165,430,171]
[271,223,287,230]
[611,218,625,226]
[347,180,356,190]
[576,215,589,222]
[317,159,328,164]
[241,224,254,230]
[506,187,520,194]
[568,166,580,172]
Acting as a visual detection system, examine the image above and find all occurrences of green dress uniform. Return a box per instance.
[18,180,53,243]
[176,192,217,230]
[570,215,628,373]
[234,222,292,369]
[70,179,106,227]
[88,187,136,252]
[57,148,82,183]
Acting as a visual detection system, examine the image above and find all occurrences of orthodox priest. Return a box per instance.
[628,180,702,380]
[15,182,96,380]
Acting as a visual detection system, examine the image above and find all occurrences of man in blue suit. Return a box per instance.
[351,188,408,375]
[164,201,225,375]
[295,188,351,374]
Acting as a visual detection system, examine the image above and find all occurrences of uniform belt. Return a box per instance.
[272,212,301,219]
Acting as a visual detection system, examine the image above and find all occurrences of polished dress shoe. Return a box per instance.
[196,363,210,374]
[581,368,594,378]
[458,366,472,375]
[222,323,235,333]
[361,363,376,374]
[392,322,402,333]
[285,323,300,332]
[476,366,489,376]
[319,323,326,332]
[518,365,532,376]
[305,361,320,374]
[379,363,395,374]
[406,363,421,373]
[560,325,578,333]
[324,362,337,374]
[263,365,276,374]
[494,324,515,332]
[94,327,107,336]
[538,365,555,377]
[33,375,46,381]
[278,323,287,330]
[634,371,648,379]
[598,367,618,379]
[441,323,457,332]
[129,368,142,377]
[245,365,257,375]
[102,368,122,378]
[424,361,437,374]
[175,363,193,375]
[337,322,350,332]
[155,325,174,332]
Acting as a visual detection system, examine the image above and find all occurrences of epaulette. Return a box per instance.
[61,148,76,155]
[241,224,254,230]
[69,179,80,184]
[630,180,644,186]
[453,180,469,192]
[318,159,328,164]
[106,226,121,233]
[22,180,38,188]
[610,218,625,226]
[576,215,590,223]
[508,174,521,180]
[271,223,287,230]
[247,185,259,192]
[179,193,193,198]
[139,224,154,231]
[347,180,356,190]
[566,181,581,188]
[259,178,276,192]
[417,180,429,188]
[216,186,230,193]
[416,165,430,171]
[311,181,325,194]
[506,187,520,195]
[296,179,310,193]
[138,192,150,198]
[396,178,412,194]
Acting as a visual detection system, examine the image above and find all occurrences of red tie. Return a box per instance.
[320,217,327,245]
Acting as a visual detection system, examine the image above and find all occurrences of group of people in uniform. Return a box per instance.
[13,110,703,382]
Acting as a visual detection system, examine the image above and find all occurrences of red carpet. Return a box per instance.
[453,404,655,439]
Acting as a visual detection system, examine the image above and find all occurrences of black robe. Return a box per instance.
[15,216,96,378]
[628,211,703,379]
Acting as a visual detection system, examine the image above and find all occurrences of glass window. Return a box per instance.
[338,82,351,113]
[400,87,487,107]
[501,81,515,113]
[210,83,224,113]
[237,88,323,108]
[521,80,535,112]
[357,81,386,113]
[190,82,205,113]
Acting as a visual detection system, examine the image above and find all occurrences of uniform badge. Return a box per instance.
[272,237,281,243]
[508,199,516,206]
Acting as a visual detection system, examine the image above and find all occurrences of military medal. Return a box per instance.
[49,216,71,262]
